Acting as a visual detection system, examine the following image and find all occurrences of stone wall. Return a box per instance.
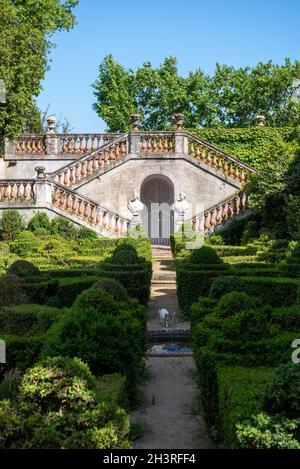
[78,157,239,220]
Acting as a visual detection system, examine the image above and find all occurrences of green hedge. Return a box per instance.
[0,334,45,374]
[194,332,297,428]
[98,263,152,305]
[177,268,232,317]
[190,127,295,169]
[218,367,274,447]
[210,275,299,307]
[0,304,61,336]
[214,245,258,257]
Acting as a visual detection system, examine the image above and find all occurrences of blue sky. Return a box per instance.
[37,0,300,132]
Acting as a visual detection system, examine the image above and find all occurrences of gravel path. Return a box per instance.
[131,249,213,449]
[132,356,213,449]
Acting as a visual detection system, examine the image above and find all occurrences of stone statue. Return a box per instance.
[128,191,144,216]
[174,192,189,216]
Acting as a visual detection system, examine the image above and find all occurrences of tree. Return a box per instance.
[92,55,300,131]
[0,0,79,140]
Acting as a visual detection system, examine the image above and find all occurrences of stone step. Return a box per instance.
[152,274,176,281]
[151,280,177,285]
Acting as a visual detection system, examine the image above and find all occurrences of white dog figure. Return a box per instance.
[159,308,170,328]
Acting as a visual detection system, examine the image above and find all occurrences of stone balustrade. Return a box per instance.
[8,133,122,157]
[0,180,35,202]
[15,135,46,155]
[192,192,249,233]
[187,134,255,184]
[52,183,129,237]
[59,133,121,155]
[140,132,175,154]
[51,135,129,187]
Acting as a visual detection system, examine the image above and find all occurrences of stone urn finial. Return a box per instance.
[35,166,46,179]
[173,113,184,130]
[47,116,56,134]
[256,115,266,126]
[131,113,141,131]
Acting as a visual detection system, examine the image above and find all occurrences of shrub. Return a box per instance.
[93,278,128,302]
[264,363,300,419]
[42,288,145,391]
[20,356,96,412]
[0,273,27,307]
[236,413,300,449]
[177,268,231,317]
[111,244,140,265]
[51,216,78,239]
[0,334,45,373]
[205,234,224,246]
[218,367,273,446]
[10,231,39,257]
[189,246,222,265]
[27,212,52,233]
[98,265,152,305]
[271,305,300,330]
[8,260,39,278]
[0,210,23,241]
[0,304,61,336]
[209,276,243,300]
[77,225,99,240]
[190,296,217,326]
[0,357,131,449]
[215,291,262,318]
[210,275,299,306]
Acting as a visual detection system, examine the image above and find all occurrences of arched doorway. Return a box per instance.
[140,174,175,245]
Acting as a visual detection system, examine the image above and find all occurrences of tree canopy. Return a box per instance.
[0,0,79,139]
[92,55,300,132]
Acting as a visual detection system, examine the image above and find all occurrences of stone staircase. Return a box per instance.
[1,117,257,237]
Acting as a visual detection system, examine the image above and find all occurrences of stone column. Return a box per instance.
[173,113,188,155]
[34,166,53,205]
[128,113,142,154]
[45,116,59,155]
[4,138,16,157]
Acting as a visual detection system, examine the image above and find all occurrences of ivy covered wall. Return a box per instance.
[189,127,296,169]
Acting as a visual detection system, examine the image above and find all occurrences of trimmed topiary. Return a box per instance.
[215,291,262,318]
[93,278,128,302]
[209,275,243,299]
[264,363,300,419]
[0,273,27,307]
[8,260,39,278]
[111,244,140,265]
[189,246,222,265]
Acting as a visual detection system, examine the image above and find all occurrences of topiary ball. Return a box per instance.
[8,260,39,278]
[215,291,262,318]
[189,246,222,265]
[111,244,140,265]
[93,278,128,302]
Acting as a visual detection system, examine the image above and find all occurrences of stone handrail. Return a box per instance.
[59,133,122,154]
[0,180,36,202]
[8,133,122,156]
[14,135,46,155]
[191,192,249,233]
[52,182,129,237]
[139,132,175,154]
[186,132,256,184]
[50,134,129,187]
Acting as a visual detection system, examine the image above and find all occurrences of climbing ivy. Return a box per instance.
[189,127,296,169]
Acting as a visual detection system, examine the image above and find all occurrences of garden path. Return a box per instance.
[131,247,213,449]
